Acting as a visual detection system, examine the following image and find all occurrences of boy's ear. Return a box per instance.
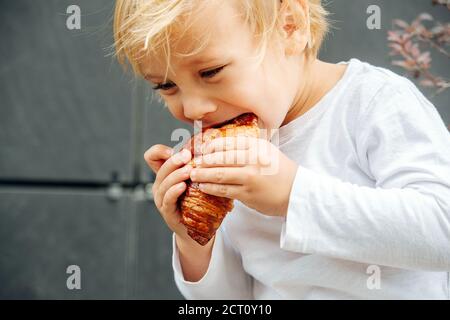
[279,0,312,56]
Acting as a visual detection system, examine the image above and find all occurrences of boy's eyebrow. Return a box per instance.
[181,55,219,67]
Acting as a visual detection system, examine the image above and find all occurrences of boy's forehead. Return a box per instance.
[140,0,245,78]
[174,0,243,53]
[182,0,241,33]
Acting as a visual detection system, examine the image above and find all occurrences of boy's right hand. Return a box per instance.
[144,144,194,241]
[144,144,216,281]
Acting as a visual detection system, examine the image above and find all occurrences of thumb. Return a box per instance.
[144,144,173,173]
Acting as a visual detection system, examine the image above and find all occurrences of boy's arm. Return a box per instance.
[280,82,450,271]
[173,226,253,299]
[175,234,215,282]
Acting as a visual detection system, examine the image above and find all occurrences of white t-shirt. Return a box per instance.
[172,58,450,299]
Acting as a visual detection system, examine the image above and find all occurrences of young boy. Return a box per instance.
[114,0,450,299]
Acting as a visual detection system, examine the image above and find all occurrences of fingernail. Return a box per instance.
[181,149,191,162]
[194,157,202,165]
[166,148,173,157]
[174,150,188,164]
[184,166,192,174]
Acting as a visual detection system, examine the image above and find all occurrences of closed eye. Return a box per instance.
[152,81,175,91]
[200,65,225,78]
[151,65,226,91]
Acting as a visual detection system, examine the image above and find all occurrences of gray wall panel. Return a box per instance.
[0,188,182,299]
[0,189,129,299]
[133,199,183,299]
[0,1,134,182]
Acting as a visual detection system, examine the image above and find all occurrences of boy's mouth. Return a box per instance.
[200,113,259,130]
[202,115,243,129]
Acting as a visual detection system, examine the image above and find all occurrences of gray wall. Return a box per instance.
[0,0,448,299]
[0,0,183,299]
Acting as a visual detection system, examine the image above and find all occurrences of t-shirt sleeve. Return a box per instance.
[172,227,253,299]
[280,81,450,271]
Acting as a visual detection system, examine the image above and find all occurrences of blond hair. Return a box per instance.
[113,0,329,78]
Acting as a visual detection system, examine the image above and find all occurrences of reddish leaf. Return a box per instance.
[430,25,444,34]
[418,13,433,21]
[388,43,404,54]
[417,51,431,65]
[420,79,435,87]
[392,60,407,67]
[393,19,409,29]
[410,43,421,57]
[404,40,413,51]
[387,30,401,42]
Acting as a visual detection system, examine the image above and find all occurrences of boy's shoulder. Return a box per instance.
[343,58,422,102]
[340,58,433,118]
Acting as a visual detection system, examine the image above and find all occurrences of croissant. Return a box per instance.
[178,113,259,245]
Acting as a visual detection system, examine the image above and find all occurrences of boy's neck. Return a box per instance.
[282,59,347,127]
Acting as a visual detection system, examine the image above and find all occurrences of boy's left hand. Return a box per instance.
[189,136,298,217]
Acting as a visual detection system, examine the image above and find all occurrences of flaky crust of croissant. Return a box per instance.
[178,113,259,245]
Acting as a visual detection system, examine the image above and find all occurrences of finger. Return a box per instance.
[154,149,192,189]
[202,136,253,154]
[198,183,245,199]
[144,144,173,173]
[190,167,246,185]
[194,150,251,167]
[157,165,192,207]
[161,181,187,215]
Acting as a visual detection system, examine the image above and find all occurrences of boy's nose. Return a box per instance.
[182,93,218,122]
